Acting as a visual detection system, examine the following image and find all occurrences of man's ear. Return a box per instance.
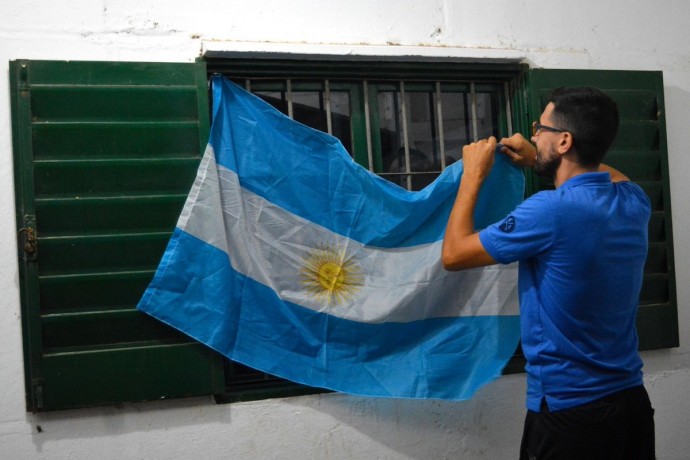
[557,132,574,154]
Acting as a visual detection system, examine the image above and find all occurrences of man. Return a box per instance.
[442,87,655,459]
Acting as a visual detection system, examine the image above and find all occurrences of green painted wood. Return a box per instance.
[526,68,678,350]
[10,59,223,411]
[23,60,199,86]
[30,86,200,121]
[41,343,222,411]
[38,232,171,274]
[41,309,185,351]
[35,195,187,235]
[39,271,155,314]
[33,158,200,196]
[11,60,45,412]
[32,122,201,159]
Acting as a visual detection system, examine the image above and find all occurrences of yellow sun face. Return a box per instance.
[300,244,363,307]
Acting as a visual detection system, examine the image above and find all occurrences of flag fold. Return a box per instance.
[138,76,524,400]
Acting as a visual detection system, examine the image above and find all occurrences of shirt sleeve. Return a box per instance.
[479,192,557,265]
[616,181,652,216]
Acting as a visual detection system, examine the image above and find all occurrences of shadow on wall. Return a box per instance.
[26,396,227,453]
[23,375,527,459]
[293,373,527,459]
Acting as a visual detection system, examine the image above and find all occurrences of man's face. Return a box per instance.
[531,103,563,179]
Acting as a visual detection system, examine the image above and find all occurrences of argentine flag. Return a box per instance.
[138,76,523,400]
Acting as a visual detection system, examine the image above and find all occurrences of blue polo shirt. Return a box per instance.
[479,172,651,412]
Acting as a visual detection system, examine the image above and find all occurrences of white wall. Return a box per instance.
[1,1,689,459]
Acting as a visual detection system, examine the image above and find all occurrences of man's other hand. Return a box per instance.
[462,136,497,182]
[499,133,537,168]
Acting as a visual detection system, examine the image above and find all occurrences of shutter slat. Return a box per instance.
[41,343,221,411]
[34,158,200,196]
[40,270,155,314]
[32,122,201,159]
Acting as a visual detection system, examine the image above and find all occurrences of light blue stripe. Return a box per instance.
[139,229,520,399]
[209,76,524,248]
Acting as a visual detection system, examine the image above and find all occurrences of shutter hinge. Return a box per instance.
[18,215,38,261]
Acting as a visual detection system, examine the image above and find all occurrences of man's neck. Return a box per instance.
[554,159,598,188]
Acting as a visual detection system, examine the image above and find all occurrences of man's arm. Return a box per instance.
[598,163,630,182]
[441,137,498,271]
[442,132,538,271]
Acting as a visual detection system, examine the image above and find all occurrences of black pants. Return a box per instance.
[519,385,655,460]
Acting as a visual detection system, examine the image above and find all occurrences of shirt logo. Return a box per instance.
[499,216,516,233]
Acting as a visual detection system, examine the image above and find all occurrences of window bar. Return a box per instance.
[400,81,412,190]
[287,79,294,119]
[325,80,333,135]
[504,82,514,136]
[436,81,447,170]
[470,82,479,142]
[363,80,374,172]
[245,79,251,92]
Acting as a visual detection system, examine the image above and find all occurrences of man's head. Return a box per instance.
[544,86,620,168]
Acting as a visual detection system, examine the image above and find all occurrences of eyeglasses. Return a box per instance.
[532,121,568,136]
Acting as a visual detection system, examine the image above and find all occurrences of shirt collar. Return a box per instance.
[559,171,610,189]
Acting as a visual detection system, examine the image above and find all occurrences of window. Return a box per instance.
[11,58,677,411]
[212,58,519,396]
[233,78,510,191]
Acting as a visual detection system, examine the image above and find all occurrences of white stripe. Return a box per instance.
[180,146,519,323]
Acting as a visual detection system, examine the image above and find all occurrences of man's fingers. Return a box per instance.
[500,145,520,159]
[464,138,495,156]
[472,137,497,153]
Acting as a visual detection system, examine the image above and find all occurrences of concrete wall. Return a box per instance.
[1,1,689,458]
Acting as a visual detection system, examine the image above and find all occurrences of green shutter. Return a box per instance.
[11,59,225,411]
[523,69,678,350]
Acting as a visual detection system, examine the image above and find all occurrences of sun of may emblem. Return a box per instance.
[300,243,364,306]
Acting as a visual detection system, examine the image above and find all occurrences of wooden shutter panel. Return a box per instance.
[524,69,678,350]
[11,59,224,411]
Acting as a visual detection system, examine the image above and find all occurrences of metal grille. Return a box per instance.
[235,77,512,191]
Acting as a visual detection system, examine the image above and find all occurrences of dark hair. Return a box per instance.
[547,86,619,167]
